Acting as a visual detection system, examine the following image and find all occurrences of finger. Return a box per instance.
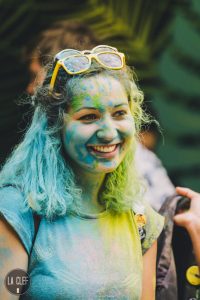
[173,212,193,228]
[176,187,199,199]
[173,213,186,227]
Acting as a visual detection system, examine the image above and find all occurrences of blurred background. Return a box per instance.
[0,0,199,191]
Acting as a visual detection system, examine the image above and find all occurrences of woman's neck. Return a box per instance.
[74,167,106,214]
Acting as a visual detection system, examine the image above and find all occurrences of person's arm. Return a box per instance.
[0,217,28,299]
[174,187,200,268]
[141,241,157,300]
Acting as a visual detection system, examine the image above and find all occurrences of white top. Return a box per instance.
[135,142,175,211]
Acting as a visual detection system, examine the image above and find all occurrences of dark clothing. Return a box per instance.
[156,194,198,300]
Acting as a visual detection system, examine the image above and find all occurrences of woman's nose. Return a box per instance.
[96,119,118,141]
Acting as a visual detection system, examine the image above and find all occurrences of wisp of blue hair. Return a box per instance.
[0,106,82,219]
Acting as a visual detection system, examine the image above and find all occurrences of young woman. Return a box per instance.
[0,45,164,299]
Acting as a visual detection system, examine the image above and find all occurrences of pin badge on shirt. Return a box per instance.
[135,213,146,242]
[186,266,200,286]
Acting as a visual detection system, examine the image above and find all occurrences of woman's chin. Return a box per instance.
[83,160,121,174]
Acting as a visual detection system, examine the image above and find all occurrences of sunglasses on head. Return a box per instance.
[49,45,125,92]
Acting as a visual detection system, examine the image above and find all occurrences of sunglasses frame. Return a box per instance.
[49,45,125,92]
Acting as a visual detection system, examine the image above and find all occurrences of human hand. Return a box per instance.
[174,187,200,233]
[174,187,200,268]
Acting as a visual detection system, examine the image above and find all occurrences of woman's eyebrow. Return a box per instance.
[114,103,128,107]
[74,107,99,113]
[74,103,128,113]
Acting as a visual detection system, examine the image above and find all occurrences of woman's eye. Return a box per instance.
[79,114,98,122]
[113,110,127,118]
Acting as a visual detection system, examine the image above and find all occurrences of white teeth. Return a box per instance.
[92,145,117,153]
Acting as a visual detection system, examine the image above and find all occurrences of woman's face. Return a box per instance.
[62,74,135,174]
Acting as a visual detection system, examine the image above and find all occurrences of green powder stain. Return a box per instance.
[70,94,84,111]
[92,94,102,110]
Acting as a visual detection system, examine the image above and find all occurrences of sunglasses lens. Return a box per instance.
[97,53,123,68]
[63,55,90,73]
[93,46,116,53]
[56,49,81,60]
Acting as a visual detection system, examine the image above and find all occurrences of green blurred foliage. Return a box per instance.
[151,0,200,190]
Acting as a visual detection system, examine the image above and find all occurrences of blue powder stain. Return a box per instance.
[88,83,94,90]
[85,95,92,102]
[84,154,95,164]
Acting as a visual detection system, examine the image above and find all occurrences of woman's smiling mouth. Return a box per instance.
[87,143,122,158]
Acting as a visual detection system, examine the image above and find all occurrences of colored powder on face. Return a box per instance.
[70,94,84,112]
[92,94,102,110]
[62,74,135,175]
[70,92,102,112]
[67,77,105,112]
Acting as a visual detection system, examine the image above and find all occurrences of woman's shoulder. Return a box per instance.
[0,185,35,255]
[0,185,32,217]
[0,184,26,208]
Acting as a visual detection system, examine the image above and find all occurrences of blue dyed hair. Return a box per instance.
[0,62,148,219]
